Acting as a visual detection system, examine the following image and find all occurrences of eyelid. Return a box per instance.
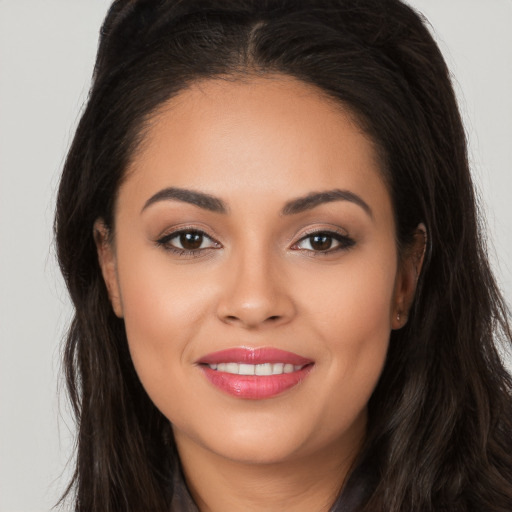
[161,229,218,247]
[155,226,222,257]
[155,223,221,243]
[290,228,355,254]
[154,224,355,257]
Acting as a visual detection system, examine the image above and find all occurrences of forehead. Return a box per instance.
[121,74,390,218]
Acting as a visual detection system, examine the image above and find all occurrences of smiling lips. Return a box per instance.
[197,347,314,399]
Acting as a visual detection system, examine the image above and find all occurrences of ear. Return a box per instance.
[93,219,123,318]
[392,223,427,329]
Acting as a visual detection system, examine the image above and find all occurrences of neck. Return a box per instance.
[173,419,365,512]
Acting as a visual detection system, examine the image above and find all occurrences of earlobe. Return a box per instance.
[392,223,427,329]
[93,219,124,318]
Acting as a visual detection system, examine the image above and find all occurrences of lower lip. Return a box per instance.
[199,365,313,399]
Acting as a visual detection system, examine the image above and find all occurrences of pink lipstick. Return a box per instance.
[197,347,314,399]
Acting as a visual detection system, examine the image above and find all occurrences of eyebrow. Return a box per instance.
[141,186,373,218]
[142,187,227,214]
[281,189,373,218]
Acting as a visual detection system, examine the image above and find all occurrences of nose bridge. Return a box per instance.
[216,236,295,329]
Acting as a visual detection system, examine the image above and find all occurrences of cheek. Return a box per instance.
[293,250,396,421]
[114,248,213,392]
[296,247,396,343]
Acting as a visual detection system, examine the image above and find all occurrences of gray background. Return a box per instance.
[1,1,511,510]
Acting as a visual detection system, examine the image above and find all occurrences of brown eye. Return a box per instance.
[294,231,355,254]
[179,232,204,250]
[156,229,220,255]
[309,234,333,251]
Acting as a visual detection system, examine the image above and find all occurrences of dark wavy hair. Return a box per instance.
[54,0,512,510]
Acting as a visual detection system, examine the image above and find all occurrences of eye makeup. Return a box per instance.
[156,228,221,258]
[155,226,356,259]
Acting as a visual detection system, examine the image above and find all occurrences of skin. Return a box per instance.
[95,75,424,512]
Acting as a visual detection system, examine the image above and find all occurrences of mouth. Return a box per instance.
[196,347,314,400]
[204,362,306,375]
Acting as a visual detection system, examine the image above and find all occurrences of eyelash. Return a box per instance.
[155,228,355,258]
[292,229,355,255]
[156,228,221,258]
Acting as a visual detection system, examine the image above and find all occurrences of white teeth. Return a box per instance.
[225,362,239,373]
[273,363,284,374]
[238,363,255,376]
[255,363,272,376]
[207,362,305,375]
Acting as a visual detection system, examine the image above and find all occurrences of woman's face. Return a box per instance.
[97,75,417,466]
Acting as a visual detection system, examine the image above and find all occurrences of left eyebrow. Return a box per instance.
[280,189,373,218]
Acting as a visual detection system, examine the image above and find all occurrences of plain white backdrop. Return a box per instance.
[0,1,510,510]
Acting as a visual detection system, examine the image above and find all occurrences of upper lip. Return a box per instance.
[197,347,313,366]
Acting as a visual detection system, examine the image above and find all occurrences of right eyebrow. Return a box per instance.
[141,187,228,214]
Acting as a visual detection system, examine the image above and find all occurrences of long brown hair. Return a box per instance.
[55,1,512,510]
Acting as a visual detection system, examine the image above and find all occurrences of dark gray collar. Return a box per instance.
[170,457,374,511]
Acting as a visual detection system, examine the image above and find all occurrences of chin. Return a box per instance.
[173,412,314,465]
[209,434,308,465]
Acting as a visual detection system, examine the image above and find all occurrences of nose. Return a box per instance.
[215,248,296,330]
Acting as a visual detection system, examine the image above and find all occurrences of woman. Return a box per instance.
[54,0,512,510]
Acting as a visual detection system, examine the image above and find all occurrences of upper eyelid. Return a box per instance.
[290,227,351,245]
[296,227,349,239]
[292,230,353,248]
[157,226,352,250]
[157,227,219,243]
[157,225,348,239]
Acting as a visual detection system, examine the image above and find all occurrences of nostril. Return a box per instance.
[223,314,281,324]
